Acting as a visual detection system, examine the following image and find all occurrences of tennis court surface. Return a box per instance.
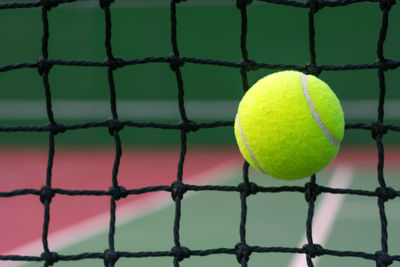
[1,0,400,266]
[1,146,400,267]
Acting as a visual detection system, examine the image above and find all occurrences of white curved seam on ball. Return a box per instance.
[301,74,340,147]
[236,114,267,173]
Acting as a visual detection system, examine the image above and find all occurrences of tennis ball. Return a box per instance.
[234,70,345,180]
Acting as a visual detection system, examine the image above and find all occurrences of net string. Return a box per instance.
[0,0,399,266]
[170,1,190,266]
[237,2,251,267]
[40,3,57,267]
[304,2,319,266]
[103,1,122,266]
[376,0,393,262]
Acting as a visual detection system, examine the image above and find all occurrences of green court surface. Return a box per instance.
[17,167,400,267]
[1,1,400,145]
[317,171,400,267]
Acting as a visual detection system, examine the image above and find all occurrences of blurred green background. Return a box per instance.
[0,0,399,146]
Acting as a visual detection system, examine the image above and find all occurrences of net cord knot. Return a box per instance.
[236,0,253,9]
[302,243,324,258]
[178,120,199,133]
[238,182,259,197]
[37,57,52,76]
[107,118,124,136]
[171,246,191,262]
[46,122,66,135]
[239,59,258,72]
[168,54,184,72]
[40,185,55,204]
[371,120,388,139]
[375,187,397,202]
[375,59,396,71]
[99,0,115,9]
[304,182,321,203]
[103,249,119,266]
[40,0,59,11]
[305,62,321,76]
[235,242,252,263]
[105,57,124,70]
[380,0,396,11]
[375,251,393,266]
[109,186,128,200]
[41,251,59,266]
[307,0,323,13]
[171,181,187,201]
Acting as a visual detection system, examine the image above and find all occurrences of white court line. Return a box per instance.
[4,160,240,267]
[0,100,399,120]
[288,166,354,267]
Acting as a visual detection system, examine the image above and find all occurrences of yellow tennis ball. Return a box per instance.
[234,70,345,180]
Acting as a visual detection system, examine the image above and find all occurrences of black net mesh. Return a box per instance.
[0,0,400,266]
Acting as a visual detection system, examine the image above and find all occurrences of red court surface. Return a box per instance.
[332,146,400,169]
[0,145,399,254]
[0,147,241,254]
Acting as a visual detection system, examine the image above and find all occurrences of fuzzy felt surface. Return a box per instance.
[234,71,345,180]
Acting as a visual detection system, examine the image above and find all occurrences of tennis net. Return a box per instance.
[0,0,400,266]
